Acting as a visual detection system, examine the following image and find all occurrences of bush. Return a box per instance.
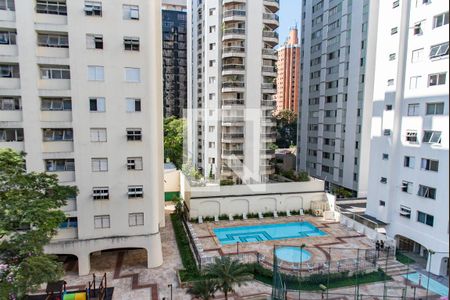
[220,179,234,186]
[219,214,228,220]
[263,212,274,218]
[247,212,258,219]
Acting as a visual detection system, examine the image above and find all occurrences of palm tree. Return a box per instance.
[186,279,217,300]
[204,256,251,300]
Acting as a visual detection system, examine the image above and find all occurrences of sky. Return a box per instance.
[278,0,302,46]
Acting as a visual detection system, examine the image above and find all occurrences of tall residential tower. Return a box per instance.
[364,0,448,275]
[187,0,279,183]
[0,0,164,275]
[276,26,300,113]
[297,0,371,196]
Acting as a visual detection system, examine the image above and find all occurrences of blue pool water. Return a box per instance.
[276,247,312,263]
[213,222,326,245]
[402,273,449,296]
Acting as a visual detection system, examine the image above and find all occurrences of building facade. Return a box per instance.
[297,0,371,196]
[187,0,279,183]
[275,26,300,113]
[0,0,164,275]
[364,0,449,275]
[162,0,187,118]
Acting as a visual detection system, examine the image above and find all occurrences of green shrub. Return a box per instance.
[219,214,228,220]
[247,212,258,219]
[220,179,234,186]
[263,212,274,217]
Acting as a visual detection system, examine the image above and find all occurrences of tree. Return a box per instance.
[186,279,217,300]
[164,116,186,169]
[273,109,298,148]
[0,149,77,299]
[204,256,251,300]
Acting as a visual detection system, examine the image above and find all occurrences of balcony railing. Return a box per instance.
[223,150,244,155]
[263,13,279,21]
[262,48,276,56]
[223,28,246,36]
[222,82,245,88]
[223,99,245,105]
[222,116,244,122]
[223,10,246,18]
[263,31,279,39]
[262,83,276,90]
[262,66,276,73]
[222,64,245,71]
[223,133,244,139]
[223,46,245,53]
[260,149,275,155]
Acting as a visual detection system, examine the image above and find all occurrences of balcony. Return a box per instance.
[223,0,246,4]
[261,98,276,106]
[262,83,277,93]
[52,171,75,183]
[39,79,70,90]
[222,133,245,143]
[262,31,279,45]
[37,47,69,59]
[0,9,15,22]
[222,46,245,58]
[262,48,277,60]
[222,99,245,106]
[35,14,67,26]
[0,141,24,152]
[0,78,20,90]
[223,9,246,22]
[222,28,246,41]
[262,65,277,77]
[53,227,78,240]
[263,0,280,12]
[222,64,245,76]
[222,81,245,92]
[263,13,279,28]
[222,149,244,156]
[222,115,244,123]
[0,45,18,58]
[0,110,22,121]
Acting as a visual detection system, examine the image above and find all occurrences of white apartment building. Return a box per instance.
[187,0,279,184]
[0,0,164,275]
[297,0,371,196]
[365,0,449,276]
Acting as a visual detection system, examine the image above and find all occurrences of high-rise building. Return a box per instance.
[187,0,279,183]
[275,26,300,113]
[0,0,164,275]
[297,0,371,196]
[162,0,187,118]
[364,0,449,275]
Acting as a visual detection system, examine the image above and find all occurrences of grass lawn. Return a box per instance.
[395,251,416,265]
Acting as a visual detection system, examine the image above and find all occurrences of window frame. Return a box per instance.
[94,215,110,229]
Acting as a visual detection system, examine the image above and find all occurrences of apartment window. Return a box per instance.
[208,157,215,164]
[0,0,14,10]
[208,77,216,84]
[311,29,322,40]
[418,185,436,199]
[86,34,103,49]
[387,79,394,86]
[126,98,141,112]
[84,1,102,16]
[125,68,140,82]
[43,128,73,141]
[94,215,110,229]
[209,60,215,67]
[380,177,387,184]
[40,65,70,79]
[404,156,415,168]
[413,22,422,35]
[379,200,386,207]
[124,37,140,51]
[127,157,143,170]
[91,158,108,172]
[385,105,393,111]
[411,48,423,63]
[209,8,215,16]
[417,211,434,226]
[391,27,398,34]
[90,128,107,142]
[426,102,444,115]
[208,93,215,100]
[209,26,216,33]
[393,0,400,8]
[208,142,215,148]
[322,152,330,159]
[329,4,341,16]
[123,4,139,20]
[328,20,340,31]
[0,64,19,78]
[382,153,389,160]
[353,173,358,182]
[37,32,68,48]
[36,0,66,15]
[209,43,215,50]
[409,76,421,89]
[0,29,16,45]
[0,128,23,142]
[406,130,418,143]
[421,158,439,172]
[0,97,20,110]
[129,213,144,227]
[126,128,142,141]
[92,187,109,200]
[401,181,413,193]
[389,53,396,61]
[89,97,105,112]
[430,42,449,59]
[433,11,449,29]
[422,130,442,144]
[428,73,446,86]
[45,159,74,171]
[407,103,420,116]
[87,67,105,83]
[128,185,143,198]
[208,126,215,133]
[384,129,391,136]
[400,206,411,219]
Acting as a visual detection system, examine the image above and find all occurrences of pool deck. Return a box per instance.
[191,215,375,267]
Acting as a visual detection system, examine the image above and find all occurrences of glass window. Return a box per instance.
[129,213,144,226]
[0,29,16,45]
[89,97,105,112]
[88,66,104,81]
[430,42,449,58]
[421,158,439,172]
[90,128,107,142]
[94,215,110,228]
[433,11,449,29]
[125,68,140,82]
[407,103,420,116]
[36,0,66,15]
[84,1,102,16]
[123,4,139,20]
[426,102,444,115]
[404,156,415,168]
[417,211,434,226]
[128,185,143,198]
[86,34,103,49]
[422,130,442,144]
[92,187,109,200]
[41,98,71,111]
[428,73,447,86]
[0,97,20,110]
[91,158,108,172]
[127,157,143,170]
[417,185,437,199]
[126,98,141,112]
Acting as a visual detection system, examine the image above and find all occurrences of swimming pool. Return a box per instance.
[402,273,449,296]
[213,222,326,245]
[276,247,312,263]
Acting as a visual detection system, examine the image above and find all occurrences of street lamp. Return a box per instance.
[168,284,173,300]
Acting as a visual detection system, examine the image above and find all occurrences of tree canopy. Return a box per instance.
[274,109,298,148]
[164,116,186,169]
[0,148,77,299]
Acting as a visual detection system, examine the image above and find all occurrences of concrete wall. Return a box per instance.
[164,169,180,192]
